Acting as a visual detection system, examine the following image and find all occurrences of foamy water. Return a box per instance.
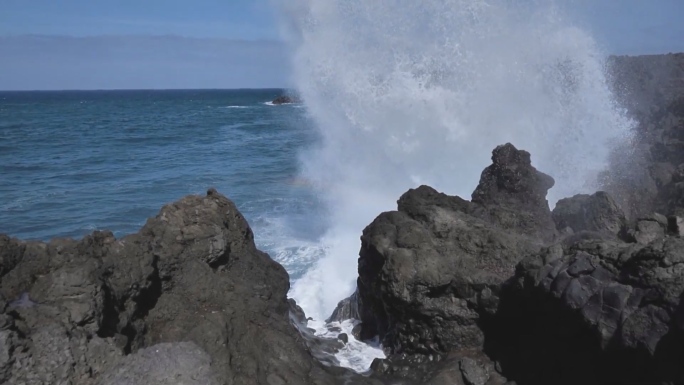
[274,0,635,371]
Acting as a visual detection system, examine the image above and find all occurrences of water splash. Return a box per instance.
[276,0,634,331]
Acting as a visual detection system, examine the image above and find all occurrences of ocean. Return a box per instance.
[0,89,323,279]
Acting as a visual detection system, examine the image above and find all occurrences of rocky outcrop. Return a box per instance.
[356,144,556,361]
[0,189,377,385]
[355,139,684,384]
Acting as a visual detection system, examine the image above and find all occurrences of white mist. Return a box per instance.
[275,0,634,361]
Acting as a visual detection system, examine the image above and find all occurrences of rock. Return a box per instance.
[0,189,378,385]
[0,330,16,383]
[97,342,222,385]
[272,95,301,105]
[629,218,666,244]
[667,215,684,235]
[494,233,684,384]
[459,357,490,385]
[551,192,627,238]
[327,289,361,322]
[338,333,349,344]
[357,143,555,356]
[471,143,557,242]
[351,323,363,340]
[371,350,506,385]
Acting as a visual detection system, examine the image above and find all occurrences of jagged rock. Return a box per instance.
[0,189,379,385]
[357,144,555,355]
[327,289,361,322]
[551,192,627,238]
[471,143,557,242]
[493,233,684,384]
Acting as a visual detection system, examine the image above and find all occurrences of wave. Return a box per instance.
[277,0,634,322]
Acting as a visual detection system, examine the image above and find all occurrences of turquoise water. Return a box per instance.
[0,89,324,279]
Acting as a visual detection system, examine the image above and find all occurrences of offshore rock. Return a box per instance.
[357,143,556,355]
[0,189,378,385]
[272,95,301,105]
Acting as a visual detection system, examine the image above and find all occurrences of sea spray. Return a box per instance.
[275,0,634,350]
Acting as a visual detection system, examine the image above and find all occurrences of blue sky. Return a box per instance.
[0,0,280,39]
[0,0,682,90]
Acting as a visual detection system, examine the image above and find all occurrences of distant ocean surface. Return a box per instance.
[0,89,323,280]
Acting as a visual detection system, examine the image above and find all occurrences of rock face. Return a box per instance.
[551,192,627,238]
[357,143,556,358]
[493,234,684,385]
[0,189,376,385]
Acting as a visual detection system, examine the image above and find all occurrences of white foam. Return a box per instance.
[277,0,634,322]
[309,319,386,373]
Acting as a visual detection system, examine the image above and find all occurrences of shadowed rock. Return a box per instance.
[493,234,684,384]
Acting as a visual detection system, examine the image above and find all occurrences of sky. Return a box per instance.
[0,0,683,90]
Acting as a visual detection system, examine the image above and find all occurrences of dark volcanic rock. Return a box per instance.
[551,191,627,238]
[357,143,556,356]
[327,289,361,323]
[0,189,378,385]
[493,233,684,384]
[370,350,508,385]
[471,143,557,242]
[272,95,301,105]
